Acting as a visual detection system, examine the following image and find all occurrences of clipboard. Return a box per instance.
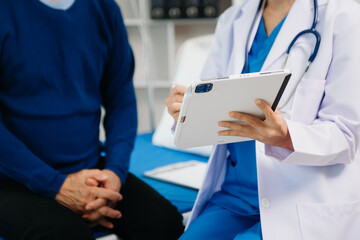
[143,160,207,190]
[174,69,291,148]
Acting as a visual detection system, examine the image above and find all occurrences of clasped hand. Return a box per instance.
[55,169,122,229]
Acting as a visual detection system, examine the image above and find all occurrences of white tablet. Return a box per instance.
[174,69,291,148]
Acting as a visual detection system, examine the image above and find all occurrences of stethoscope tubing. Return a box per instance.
[244,0,321,110]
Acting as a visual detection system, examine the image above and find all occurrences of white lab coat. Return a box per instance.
[186,0,360,239]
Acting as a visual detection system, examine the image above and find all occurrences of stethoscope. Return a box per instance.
[230,0,321,167]
[244,0,321,108]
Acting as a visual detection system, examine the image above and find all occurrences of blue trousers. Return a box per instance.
[179,202,262,240]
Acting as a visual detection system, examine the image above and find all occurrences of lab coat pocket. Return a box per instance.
[290,78,325,124]
[297,201,360,240]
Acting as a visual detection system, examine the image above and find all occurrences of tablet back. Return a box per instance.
[174,70,291,148]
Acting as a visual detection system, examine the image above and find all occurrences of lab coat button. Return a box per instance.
[261,198,270,208]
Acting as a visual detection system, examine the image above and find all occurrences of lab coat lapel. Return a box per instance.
[261,0,314,71]
[232,0,262,74]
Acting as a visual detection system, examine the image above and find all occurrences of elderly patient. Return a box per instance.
[0,0,184,239]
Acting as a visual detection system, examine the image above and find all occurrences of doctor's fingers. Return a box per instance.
[227,111,266,129]
[166,94,184,105]
[170,85,187,96]
[165,95,183,112]
[218,122,279,144]
[220,117,285,139]
[167,102,182,122]
[218,123,257,138]
[168,102,182,113]
[255,99,276,119]
[255,100,288,132]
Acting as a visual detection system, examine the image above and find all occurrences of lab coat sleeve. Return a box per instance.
[265,7,360,166]
[100,5,137,184]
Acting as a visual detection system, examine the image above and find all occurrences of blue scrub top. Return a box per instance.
[209,16,286,215]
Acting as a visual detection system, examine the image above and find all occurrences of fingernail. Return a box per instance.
[255,99,262,105]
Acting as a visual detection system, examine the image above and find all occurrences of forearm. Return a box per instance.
[102,69,137,183]
[0,118,66,198]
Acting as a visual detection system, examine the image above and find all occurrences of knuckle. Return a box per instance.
[247,118,255,125]
[224,122,232,128]
[170,87,176,95]
[230,131,237,136]
[89,213,99,221]
[171,103,179,112]
[101,208,108,216]
[78,204,86,212]
[88,189,96,199]
[265,129,276,138]
[175,95,183,102]
[234,112,242,119]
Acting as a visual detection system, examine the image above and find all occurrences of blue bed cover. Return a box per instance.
[129,132,208,213]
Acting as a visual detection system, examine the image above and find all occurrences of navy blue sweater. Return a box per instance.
[0,0,137,198]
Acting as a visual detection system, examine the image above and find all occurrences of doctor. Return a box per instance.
[166,0,360,239]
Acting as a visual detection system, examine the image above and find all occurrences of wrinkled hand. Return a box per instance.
[55,169,122,215]
[218,99,294,151]
[82,169,122,229]
[165,85,187,122]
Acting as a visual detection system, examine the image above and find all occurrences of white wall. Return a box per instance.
[135,0,360,134]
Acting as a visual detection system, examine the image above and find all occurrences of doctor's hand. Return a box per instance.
[165,85,187,122]
[82,169,123,229]
[218,99,294,151]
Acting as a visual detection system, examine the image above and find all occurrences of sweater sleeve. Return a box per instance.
[100,6,137,184]
[0,112,67,198]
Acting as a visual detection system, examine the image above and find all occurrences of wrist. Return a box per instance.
[282,131,294,151]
